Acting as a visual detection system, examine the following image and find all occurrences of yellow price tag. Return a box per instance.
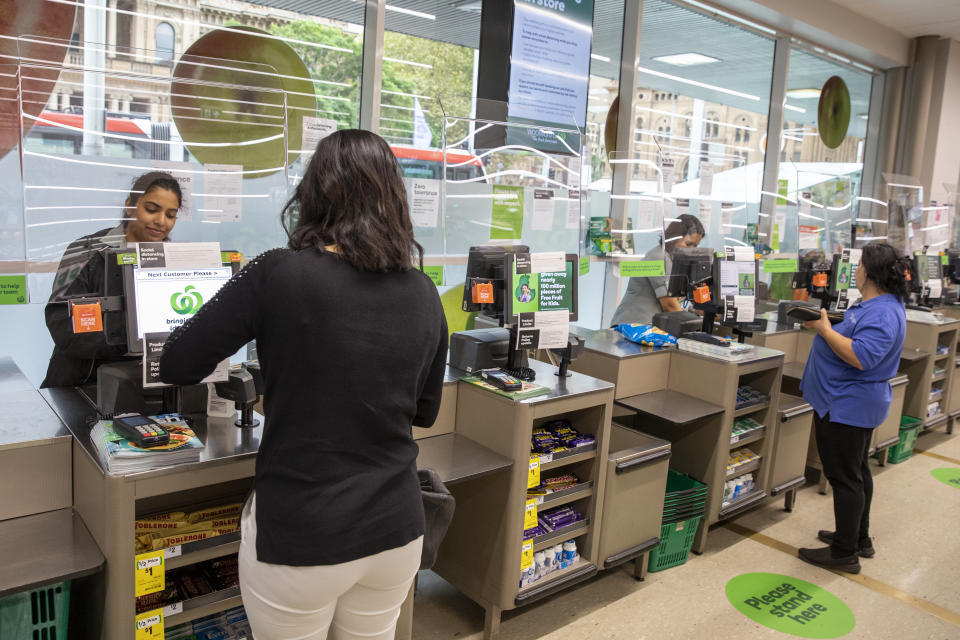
[527,456,540,489]
[520,540,534,571]
[134,550,165,597]
[523,499,538,530]
[135,609,164,639]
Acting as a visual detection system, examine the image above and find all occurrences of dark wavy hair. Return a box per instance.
[281,129,422,272]
[125,171,182,219]
[664,214,705,248]
[860,242,911,302]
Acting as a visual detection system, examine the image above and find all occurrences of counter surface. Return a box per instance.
[571,327,783,365]
[450,358,614,405]
[0,358,71,450]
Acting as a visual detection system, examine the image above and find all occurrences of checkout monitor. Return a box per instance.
[666,247,714,298]
[104,248,234,354]
[503,253,578,322]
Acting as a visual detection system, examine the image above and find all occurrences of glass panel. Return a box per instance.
[781,47,873,268]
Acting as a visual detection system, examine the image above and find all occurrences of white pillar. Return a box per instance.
[107,0,117,56]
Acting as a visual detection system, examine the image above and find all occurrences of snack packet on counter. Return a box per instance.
[615,323,678,347]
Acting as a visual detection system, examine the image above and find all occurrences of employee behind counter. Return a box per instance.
[610,214,705,326]
[40,171,182,388]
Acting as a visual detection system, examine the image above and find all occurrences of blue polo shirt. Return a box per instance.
[800,294,906,428]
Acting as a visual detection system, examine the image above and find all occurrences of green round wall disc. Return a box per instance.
[726,572,855,638]
[817,76,851,149]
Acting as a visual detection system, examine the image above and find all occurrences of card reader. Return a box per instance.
[481,368,523,391]
[112,413,170,448]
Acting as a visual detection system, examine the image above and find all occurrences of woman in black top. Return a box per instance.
[41,171,182,388]
[159,130,447,640]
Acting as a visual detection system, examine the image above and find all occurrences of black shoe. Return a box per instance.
[817,530,875,558]
[798,546,861,574]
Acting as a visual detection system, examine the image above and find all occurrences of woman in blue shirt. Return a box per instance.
[798,242,909,574]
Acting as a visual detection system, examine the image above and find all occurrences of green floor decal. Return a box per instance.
[726,572,855,638]
[931,467,960,489]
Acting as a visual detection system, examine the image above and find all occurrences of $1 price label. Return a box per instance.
[134,550,165,597]
[135,609,164,640]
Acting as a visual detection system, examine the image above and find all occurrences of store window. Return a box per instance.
[781,47,873,257]
[628,0,775,254]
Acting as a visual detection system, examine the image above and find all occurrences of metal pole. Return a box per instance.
[601,0,644,328]
[758,35,789,243]
[359,0,385,132]
[82,0,107,156]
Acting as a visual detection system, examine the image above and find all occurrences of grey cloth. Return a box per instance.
[610,246,672,326]
[418,468,455,570]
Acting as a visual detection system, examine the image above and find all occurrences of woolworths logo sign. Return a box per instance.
[170,286,203,315]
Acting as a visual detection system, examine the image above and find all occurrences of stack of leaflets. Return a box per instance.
[89,413,204,474]
[460,376,551,400]
[677,336,754,359]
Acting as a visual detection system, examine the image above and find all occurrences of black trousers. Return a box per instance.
[814,413,874,555]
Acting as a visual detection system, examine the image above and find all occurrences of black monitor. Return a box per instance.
[947,250,960,285]
[103,247,239,354]
[461,245,526,318]
[666,247,714,298]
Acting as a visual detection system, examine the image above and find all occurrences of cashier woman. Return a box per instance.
[610,214,705,326]
[40,171,182,388]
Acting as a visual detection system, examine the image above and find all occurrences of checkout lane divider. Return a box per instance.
[722,521,960,629]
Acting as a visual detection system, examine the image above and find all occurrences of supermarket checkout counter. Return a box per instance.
[36,367,513,639]
[564,327,805,554]
[0,359,104,635]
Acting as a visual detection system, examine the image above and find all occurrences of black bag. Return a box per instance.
[418,468,456,570]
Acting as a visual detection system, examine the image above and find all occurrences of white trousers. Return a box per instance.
[238,494,423,640]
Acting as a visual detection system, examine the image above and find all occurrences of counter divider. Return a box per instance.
[540,446,597,471]
[163,532,241,570]
[531,520,590,553]
[734,401,770,417]
[730,427,766,449]
[725,457,761,481]
[535,481,594,509]
[162,585,242,627]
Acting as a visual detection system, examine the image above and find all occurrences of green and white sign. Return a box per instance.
[579,255,590,276]
[726,573,855,638]
[764,258,800,274]
[619,260,665,278]
[0,275,27,305]
[421,265,444,287]
[490,185,524,240]
[931,467,960,489]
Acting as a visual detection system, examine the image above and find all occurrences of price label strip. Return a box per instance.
[527,456,541,489]
[521,540,534,571]
[134,550,165,597]
[524,499,538,530]
[135,609,164,640]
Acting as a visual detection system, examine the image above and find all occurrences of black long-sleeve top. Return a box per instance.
[159,247,448,566]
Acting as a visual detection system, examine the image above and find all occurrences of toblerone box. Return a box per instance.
[187,503,243,523]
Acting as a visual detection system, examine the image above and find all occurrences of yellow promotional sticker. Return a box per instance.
[135,609,164,639]
[527,456,540,489]
[524,499,538,530]
[134,550,165,597]
[521,540,534,571]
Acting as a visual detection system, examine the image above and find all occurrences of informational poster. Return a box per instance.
[676,198,690,218]
[834,248,856,311]
[136,242,222,269]
[698,201,712,234]
[301,116,337,156]
[660,157,675,194]
[512,253,573,349]
[506,0,595,153]
[638,199,657,231]
[490,185,524,240]
[699,161,714,196]
[531,189,555,231]
[799,191,813,218]
[152,160,194,222]
[565,190,581,230]
[516,309,569,350]
[202,164,243,223]
[720,249,756,324]
[409,178,440,228]
[799,225,820,250]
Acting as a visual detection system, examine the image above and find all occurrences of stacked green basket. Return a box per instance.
[648,469,708,572]
[0,581,70,639]
[886,416,923,464]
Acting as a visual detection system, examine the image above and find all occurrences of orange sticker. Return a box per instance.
[693,285,711,304]
[472,281,495,304]
[71,301,103,333]
[812,273,829,288]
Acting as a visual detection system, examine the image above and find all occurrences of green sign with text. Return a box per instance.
[421,266,444,286]
[579,256,589,276]
[763,259,800,273]
[619,261,665,278]
[0,275,27,305]
[726,573,855,638]
[931,467,960,489]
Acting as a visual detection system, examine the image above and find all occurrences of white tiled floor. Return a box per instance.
[412,428,960,639]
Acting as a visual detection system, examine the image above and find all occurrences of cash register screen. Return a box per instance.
[504,256,578,321]
[132,267,233,339]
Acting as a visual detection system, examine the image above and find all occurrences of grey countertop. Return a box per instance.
[0,358,71,450]
[450,357,615,405]
[572,326,783,365]
[0,508,104,597]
